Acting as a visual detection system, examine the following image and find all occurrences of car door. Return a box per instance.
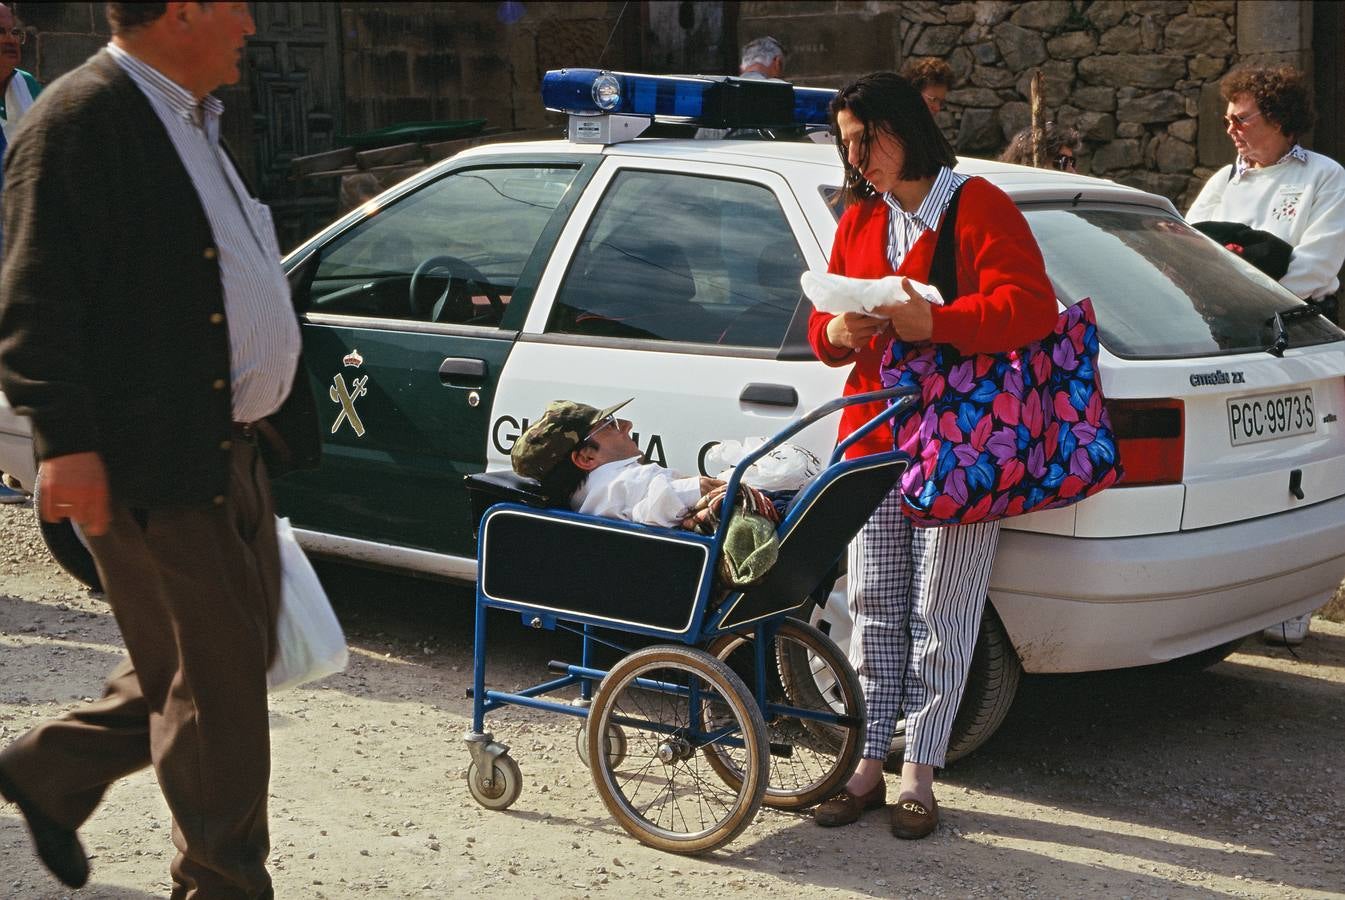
[489,156,848,477]
[277,157,594,559]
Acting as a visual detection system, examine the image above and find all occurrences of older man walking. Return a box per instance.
[0,3,318,895]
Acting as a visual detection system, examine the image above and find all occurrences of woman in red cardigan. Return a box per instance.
[809,72,1056,839]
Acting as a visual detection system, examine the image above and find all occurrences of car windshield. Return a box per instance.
[1024,205,1344,359]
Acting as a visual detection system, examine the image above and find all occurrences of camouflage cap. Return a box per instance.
[510,398,633,480]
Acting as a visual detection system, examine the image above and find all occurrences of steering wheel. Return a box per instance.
[408,255,506,324]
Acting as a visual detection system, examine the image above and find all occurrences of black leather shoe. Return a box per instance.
[0,767,90,888]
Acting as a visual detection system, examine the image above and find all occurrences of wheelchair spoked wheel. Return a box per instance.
[705,619,865,810]
[588,646,768,854]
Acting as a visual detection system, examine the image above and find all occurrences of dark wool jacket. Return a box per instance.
[0,50,318,506]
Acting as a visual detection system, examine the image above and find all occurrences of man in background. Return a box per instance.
[739,35,784,80]
[0,2,318,894]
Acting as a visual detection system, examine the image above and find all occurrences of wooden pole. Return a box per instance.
[1030,69,1045,169]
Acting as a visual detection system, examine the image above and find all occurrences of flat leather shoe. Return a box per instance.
[814,779,886,827]
[889,793,939,840]
[0,767,90,888]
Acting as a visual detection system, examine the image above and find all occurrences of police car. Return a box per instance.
[3,69,1343,760]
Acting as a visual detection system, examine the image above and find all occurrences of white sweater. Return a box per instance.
[570,457,702,527]
[1187,148,1345,300]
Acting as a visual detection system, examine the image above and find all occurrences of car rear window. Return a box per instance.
[1024,205,1343,359]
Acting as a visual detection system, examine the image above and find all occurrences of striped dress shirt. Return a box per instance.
[882,165,969,273]
[107,43,299,423]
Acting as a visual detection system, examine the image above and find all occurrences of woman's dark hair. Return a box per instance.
[999,123,1081,167]
[829,72,957,204]
[900,57,954,93]
[105,3,168,35]
[537,441,593,507]
[1221,64,1314,141]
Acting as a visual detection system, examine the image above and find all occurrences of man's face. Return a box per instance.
[579,416,641,468]
[182,1,255,93]
[1224,93,1291,167]
[0,6,22,79]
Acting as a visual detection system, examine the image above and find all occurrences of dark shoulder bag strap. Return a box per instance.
[927,178,970,304]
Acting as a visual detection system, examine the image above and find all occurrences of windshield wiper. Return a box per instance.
[1263,304,1324,356]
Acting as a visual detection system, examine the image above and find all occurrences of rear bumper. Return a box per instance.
[0,393,35,490]
[991,492,1345,672]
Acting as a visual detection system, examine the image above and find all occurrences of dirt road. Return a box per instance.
[1,501,1342,898]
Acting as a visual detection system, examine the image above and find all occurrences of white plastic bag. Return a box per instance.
[705,438,822,492]
[799,271,945,315]
[268,516,348,692]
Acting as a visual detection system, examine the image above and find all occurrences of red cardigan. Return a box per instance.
[808,177,1058,458]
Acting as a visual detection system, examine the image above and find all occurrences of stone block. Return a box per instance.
[1086,1,1127,31]
[33,33,102,84]
[1071,85,1116,112]
[1197,81,1235,167]
[970,65,1016,89]
[1014,60,1074,107]
[1168,118,1199,142]
[1078,54,1185,89]
[945,3,976,25]
[1117,90,1185,124]
[1236,0,1306,54]
[1077,111,1117,142]
[948,87,1002,108]
[913,24,963,56]
[1091,138,1141,173]
[1155,134,1197,173]
[1129,1,1188,14]
[1009,1,1070,31]
[904,2,949,25]
[1140,15,1162,51]
[1047,31,1097,60]
[1191,1,1236,13]
[1098,24,1141,54]
[1188,55,1228,82]
[974,1,1014,27]
[993,21,1046,70]
[1164,15,1232,54]
[997,101,1030,140]
[1117,122,1145,138]
[955,107,1001,151]
[949,46,975,83]
[971,41,1000,64]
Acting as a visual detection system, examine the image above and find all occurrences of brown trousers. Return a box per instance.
[0,441,281,899]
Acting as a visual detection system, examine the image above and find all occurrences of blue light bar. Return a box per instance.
[541,68,835,131]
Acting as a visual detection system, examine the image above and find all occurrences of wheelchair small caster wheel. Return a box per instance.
[576,722,627,769]
[467,754,522,810]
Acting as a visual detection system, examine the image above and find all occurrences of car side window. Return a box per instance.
[547,170,804,347]
[304,165,579,327]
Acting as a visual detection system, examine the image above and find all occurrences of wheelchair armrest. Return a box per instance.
[464,471,551,538]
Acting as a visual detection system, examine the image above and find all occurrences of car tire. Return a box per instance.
[32,473,103,591]
[807,580,1021,766]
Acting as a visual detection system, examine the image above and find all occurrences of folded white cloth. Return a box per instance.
[800,271,945,316]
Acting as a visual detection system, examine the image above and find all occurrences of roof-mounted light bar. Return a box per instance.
[541,68,836,144]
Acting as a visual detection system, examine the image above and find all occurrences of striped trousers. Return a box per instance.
[847,485,1001,767]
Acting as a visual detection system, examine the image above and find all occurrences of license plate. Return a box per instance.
[1227,389,1316,446]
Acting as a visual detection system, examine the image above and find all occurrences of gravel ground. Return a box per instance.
[1,499,1343,899]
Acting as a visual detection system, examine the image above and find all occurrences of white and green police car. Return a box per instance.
[4,70,1343,760]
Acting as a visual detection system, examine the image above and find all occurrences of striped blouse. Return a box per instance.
[882,165,970,274]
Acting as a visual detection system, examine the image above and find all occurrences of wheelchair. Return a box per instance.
[462,386,915,853]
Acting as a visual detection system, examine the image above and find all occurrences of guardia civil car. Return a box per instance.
[3,70,1343,760]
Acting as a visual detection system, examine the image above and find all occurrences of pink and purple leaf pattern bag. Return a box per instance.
[878,297,1124,527]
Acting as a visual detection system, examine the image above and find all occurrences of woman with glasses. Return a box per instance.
[807,72,1056,839]
[899,57,953,116]
[0,3,40,144]
[998,122,1081,172]
[1187,63,1345,647]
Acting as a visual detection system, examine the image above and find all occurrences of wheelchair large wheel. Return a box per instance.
[588,646,768,854]
[706,619,865,810]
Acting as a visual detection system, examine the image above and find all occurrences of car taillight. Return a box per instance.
[1105,398,1184,486]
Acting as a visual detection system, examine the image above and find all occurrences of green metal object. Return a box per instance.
[341,120,488,150]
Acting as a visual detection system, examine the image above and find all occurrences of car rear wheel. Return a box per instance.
[32,473,103,591]
[806,581,1020,766]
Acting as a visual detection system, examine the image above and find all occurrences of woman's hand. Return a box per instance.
[825,312,888,350]
[872,278,934,342]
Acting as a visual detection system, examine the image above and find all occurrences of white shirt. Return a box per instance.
[1187,145,1345,300]
[107,43,300,422]
[882,165,969,271]
[571,457,703,527]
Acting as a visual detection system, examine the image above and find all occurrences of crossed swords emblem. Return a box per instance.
[330,373,369,437]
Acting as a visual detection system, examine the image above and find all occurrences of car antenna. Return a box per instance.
[1071,192,1082,207]
[597,1,631,67]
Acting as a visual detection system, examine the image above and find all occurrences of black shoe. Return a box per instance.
[0,767,90,888]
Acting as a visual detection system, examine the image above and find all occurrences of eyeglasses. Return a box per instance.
[1,28,26,44]
[1223,110,1263,130]
[1053,154,1077,172]
[584,414,620,442]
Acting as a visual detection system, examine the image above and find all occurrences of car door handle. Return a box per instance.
[740,383,798,408]
[439,357,486,386]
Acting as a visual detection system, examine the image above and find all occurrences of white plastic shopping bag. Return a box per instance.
[704,438,822,492]
[268,516,349,692]
[800,271,945,315]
